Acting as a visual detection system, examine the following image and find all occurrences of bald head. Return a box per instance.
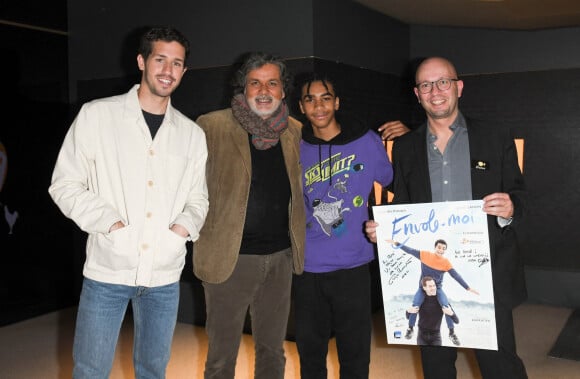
[415,57,458,84]
[413,56,463,124]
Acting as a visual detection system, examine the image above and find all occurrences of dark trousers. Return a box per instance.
[293,264,372,379]
[418,328,442,346]
[203,249,293,379]
[420,300,528,379]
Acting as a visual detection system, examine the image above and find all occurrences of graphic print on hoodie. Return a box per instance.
[301,114,393,273]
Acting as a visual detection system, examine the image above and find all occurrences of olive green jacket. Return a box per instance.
[193,108,305,283]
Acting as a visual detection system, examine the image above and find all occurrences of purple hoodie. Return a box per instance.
[301,114,393,273]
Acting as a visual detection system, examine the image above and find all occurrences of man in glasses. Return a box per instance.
[366,57,527,378]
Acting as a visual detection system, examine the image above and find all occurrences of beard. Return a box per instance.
[247,94,282,119]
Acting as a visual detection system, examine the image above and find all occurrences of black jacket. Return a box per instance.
[391,118,527,308]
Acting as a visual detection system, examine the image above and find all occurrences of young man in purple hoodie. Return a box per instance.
[293,74,393,378]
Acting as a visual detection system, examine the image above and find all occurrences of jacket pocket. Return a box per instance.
[91,225,137,271]
[154,228,188,271]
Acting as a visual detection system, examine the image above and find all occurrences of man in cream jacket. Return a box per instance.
[49,27,208,378]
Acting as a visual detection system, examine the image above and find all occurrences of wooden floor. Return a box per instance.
[1,303,579,378]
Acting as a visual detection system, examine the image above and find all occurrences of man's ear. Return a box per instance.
[335,96,340,111]
[413,87,420,103]
[137,54,145,71]
[457,79,464,98]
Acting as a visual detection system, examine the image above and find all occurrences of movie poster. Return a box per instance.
[372,200,497,350]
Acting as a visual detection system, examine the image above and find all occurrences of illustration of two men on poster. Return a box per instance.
[373,200,498,350]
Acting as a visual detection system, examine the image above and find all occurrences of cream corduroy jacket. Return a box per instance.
[49,85,209,287]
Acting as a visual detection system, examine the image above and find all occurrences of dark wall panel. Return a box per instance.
[313,0,409,75]
[68,0,314,102]
[459,69,580,270]
[0,22,73,325]
[410,25,580,74]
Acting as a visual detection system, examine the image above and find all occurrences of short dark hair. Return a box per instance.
[298,73,338,98]
[434,239,447,248]
[421,276,435,287]
[232,52,290,95]
[138,26,190,61]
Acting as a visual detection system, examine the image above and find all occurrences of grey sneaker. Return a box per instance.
[405,328,414,339]
[449,333,460,346]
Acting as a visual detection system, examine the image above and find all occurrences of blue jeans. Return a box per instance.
[72,278,179,379]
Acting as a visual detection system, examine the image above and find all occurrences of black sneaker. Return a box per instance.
[405,328,414,339]
[449,333,460,346]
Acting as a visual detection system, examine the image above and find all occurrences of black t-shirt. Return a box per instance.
[142,110,164,139]
[418,294,445,331]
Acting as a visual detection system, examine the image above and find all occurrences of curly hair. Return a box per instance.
[232,52,291,95]
[298,72,338,98]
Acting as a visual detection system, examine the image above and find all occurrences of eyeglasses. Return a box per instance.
[415,78,459,94]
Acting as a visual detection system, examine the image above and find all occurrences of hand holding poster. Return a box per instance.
[372,200,497,350]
